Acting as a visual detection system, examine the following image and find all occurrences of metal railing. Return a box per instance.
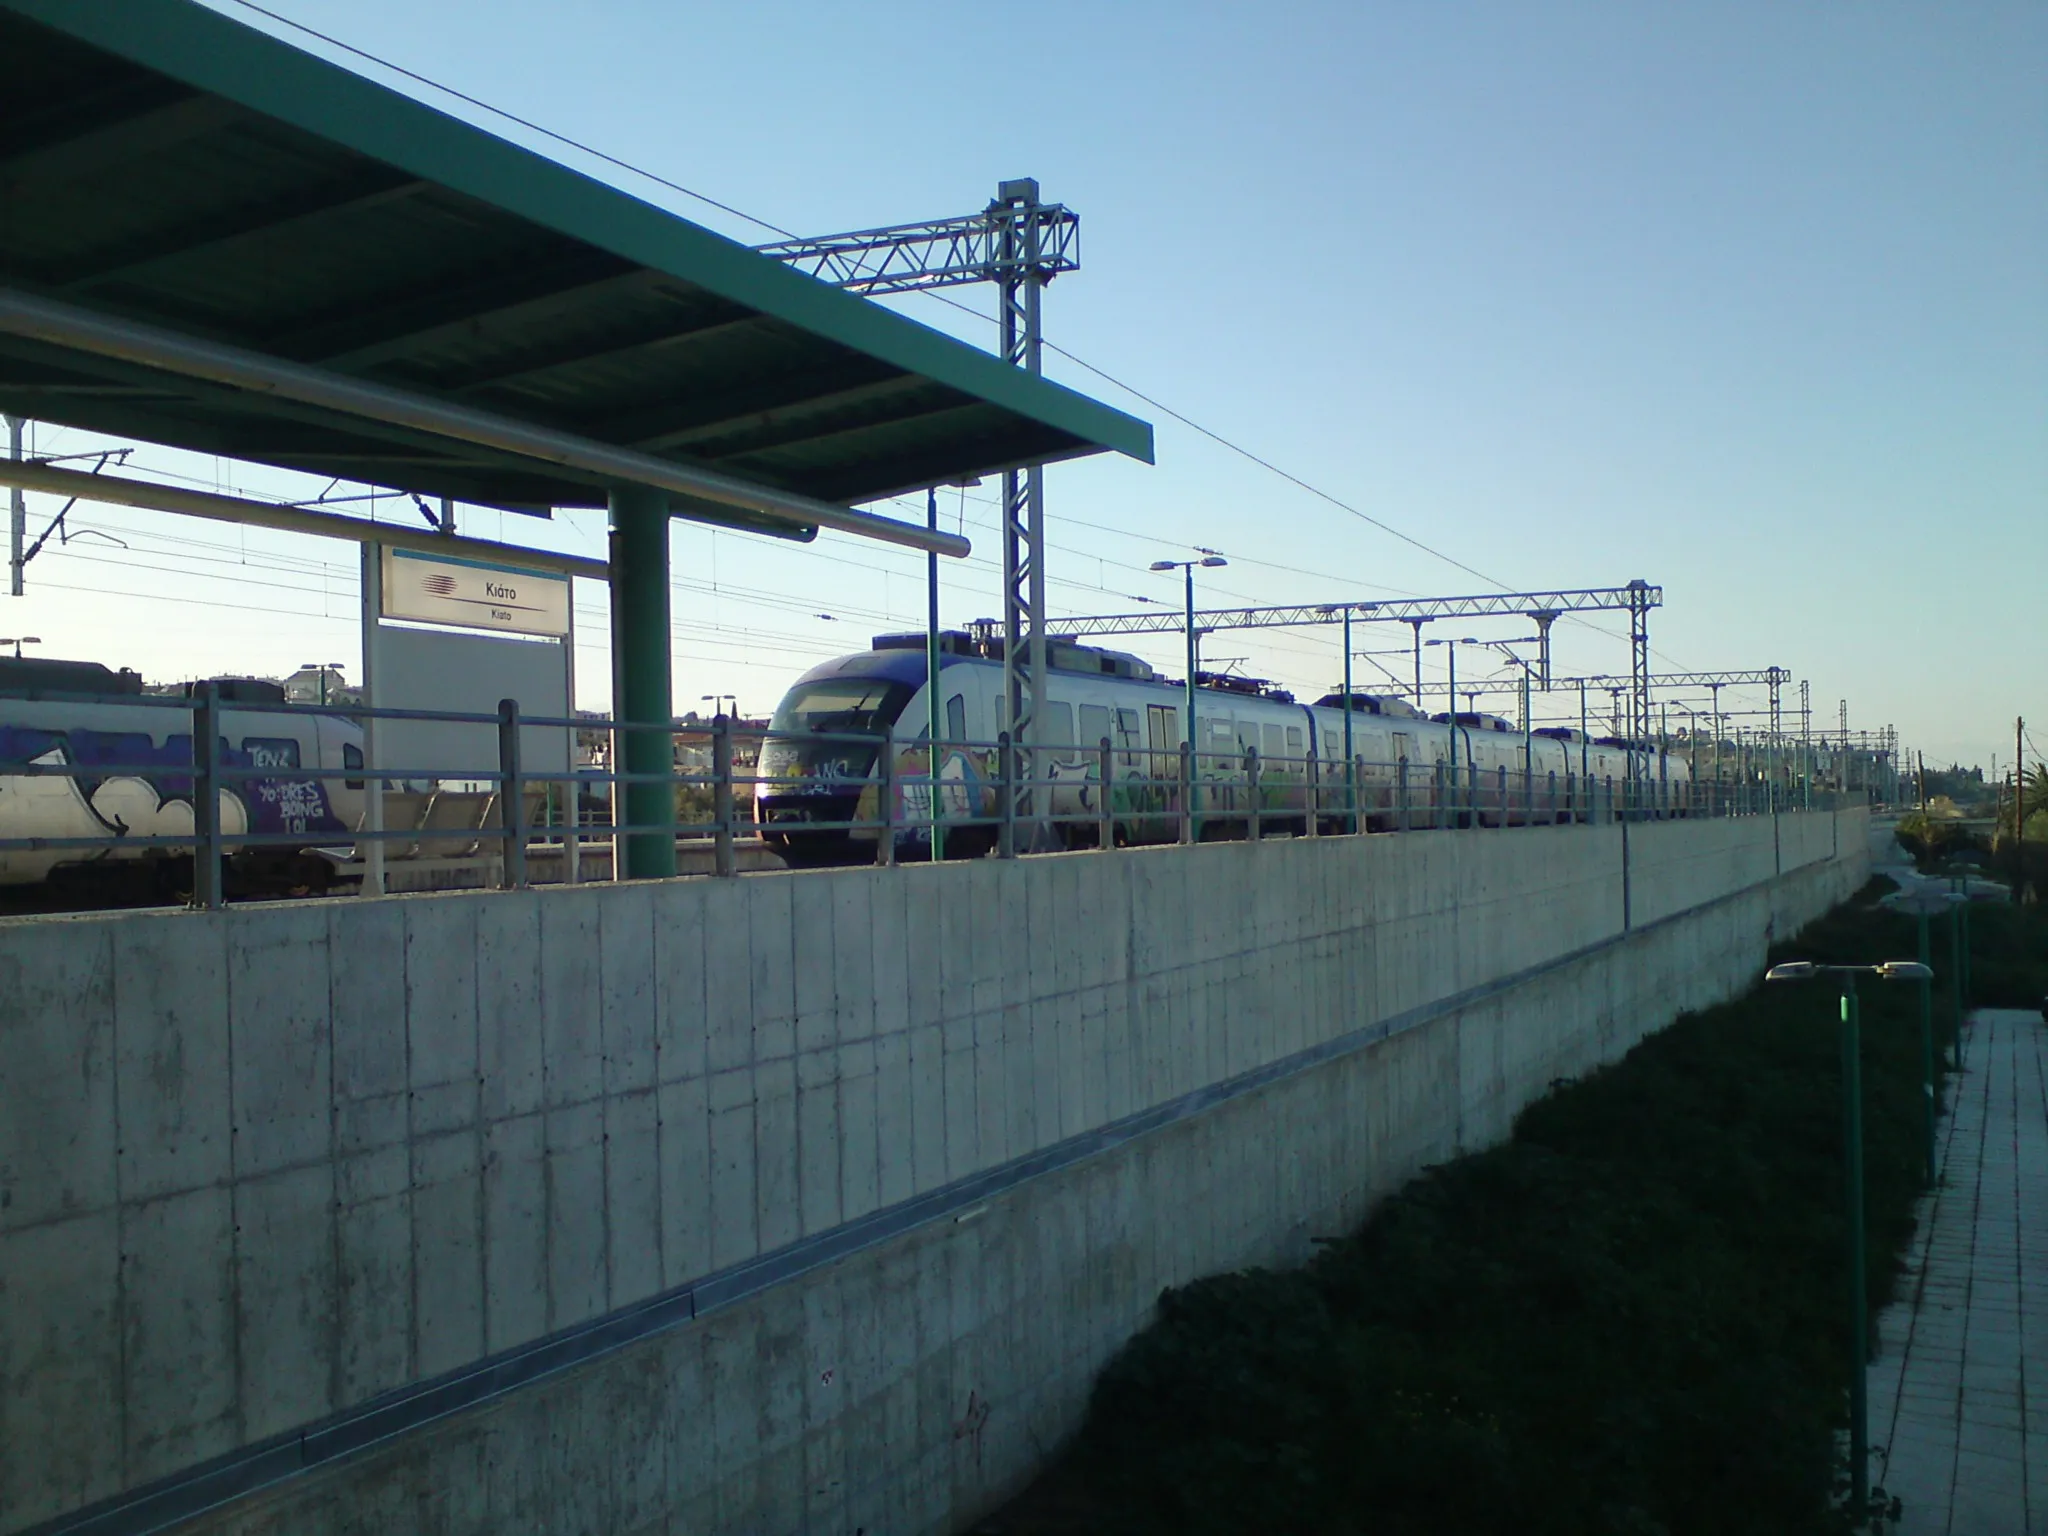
[0,685,1868,910]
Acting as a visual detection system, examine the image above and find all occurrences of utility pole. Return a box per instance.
[6,415,22,597]
[2018,716,2027,902]
[1801,679,1812,809]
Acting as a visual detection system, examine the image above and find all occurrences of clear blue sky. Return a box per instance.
[21,1,2045,769]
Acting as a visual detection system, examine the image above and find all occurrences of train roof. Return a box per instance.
[790,642,1302,707]
[1312,692,1423,719]
[0,656,145,699]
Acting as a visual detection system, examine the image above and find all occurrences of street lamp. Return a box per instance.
[0,635,40,659]
[1763,955,1935,1515]
[1150,554,1228,807]
[701,693,738,720]
[1424,636,1478,826]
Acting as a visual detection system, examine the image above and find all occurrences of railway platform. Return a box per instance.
[1871,1007,2048,1533]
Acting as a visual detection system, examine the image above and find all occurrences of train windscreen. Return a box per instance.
[768,678,914,739]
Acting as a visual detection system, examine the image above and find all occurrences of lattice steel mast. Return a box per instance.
[758,182,1080,825]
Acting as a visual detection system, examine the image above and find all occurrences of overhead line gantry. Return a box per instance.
[758,182,1078,823]
[1018,582,1663,774]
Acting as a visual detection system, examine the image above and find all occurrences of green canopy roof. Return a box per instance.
[0,0,1151,518]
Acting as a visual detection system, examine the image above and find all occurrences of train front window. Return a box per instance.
[769,679,914,740]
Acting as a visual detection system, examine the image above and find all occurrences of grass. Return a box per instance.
[983,886,2045,1536]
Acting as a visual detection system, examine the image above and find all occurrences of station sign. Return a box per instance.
[380,547,570,637]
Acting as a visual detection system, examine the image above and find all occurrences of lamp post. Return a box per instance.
[1424,637,1478,826]
[1894,890,1964,1185]
[1151,553,1227,830]
[1763,956,1936,1515]
[0,635,40,660]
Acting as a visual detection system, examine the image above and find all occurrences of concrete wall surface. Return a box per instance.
[0,808,1867,1536]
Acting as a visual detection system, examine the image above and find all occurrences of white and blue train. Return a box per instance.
[0,657,365,895]
[755,631,1691,866]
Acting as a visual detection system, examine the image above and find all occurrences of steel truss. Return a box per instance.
[759,181,1074,833]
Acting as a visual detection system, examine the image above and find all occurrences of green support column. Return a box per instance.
[609,486,676,879]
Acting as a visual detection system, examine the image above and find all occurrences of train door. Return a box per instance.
[1146,703,1179,839]
[1039,697,1079,827]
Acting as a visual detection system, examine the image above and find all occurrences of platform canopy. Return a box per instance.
[0,0,1152,538]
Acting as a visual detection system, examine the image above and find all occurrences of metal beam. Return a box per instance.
[1043,584,1665,637]
[1649,668,1790,690]
[632,373,939,455]
[753,204,1078,296]
[283,254,645,368]
[714,400,1000,474]
[0,288,970,557]
[0,458,609,578]
[0,90,240,186]
[58,172,431,291]
[451,313,767,402]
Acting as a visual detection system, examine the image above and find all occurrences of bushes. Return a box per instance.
[1956,900,2048,1010]
[1069,891,1959,1536]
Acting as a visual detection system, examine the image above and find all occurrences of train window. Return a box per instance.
[1042,701,1076,760]
[343,742,364,791]
[1114,709,1141,767]
[1392,732,1413,763]
[945,693,967,744]
[1261,723,1286,762]
[1079,704,1111,754]
[241,736,301,770]
[1286,726,1304,757]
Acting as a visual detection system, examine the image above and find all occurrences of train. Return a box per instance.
[0,656,364,898]
[755,631,1692,866]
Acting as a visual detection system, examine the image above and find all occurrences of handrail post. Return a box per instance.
[497,697,526,890]
[1245,746,1263,841]
[1178,740,1194,845]
[1097,736,1115,851]
[1345,746,1357,837]
[875,728,896,868]
[997,731,1016,859]
[190,682,223,910]
[1304,740,1319,838]
[712,715,736,877]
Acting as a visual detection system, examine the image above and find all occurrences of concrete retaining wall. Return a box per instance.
[0,808,1867,1536]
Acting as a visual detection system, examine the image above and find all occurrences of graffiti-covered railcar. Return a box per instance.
[0,657,364,895]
